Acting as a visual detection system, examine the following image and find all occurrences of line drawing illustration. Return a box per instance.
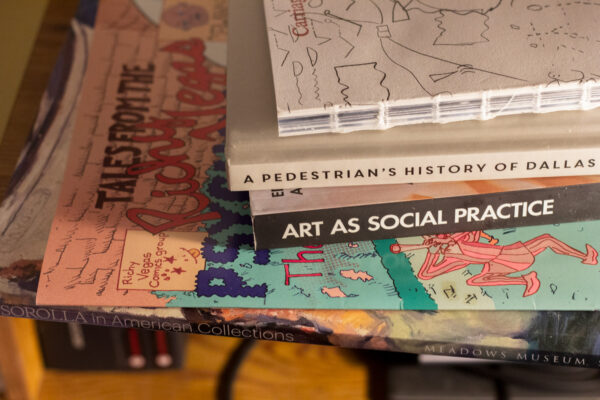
[334,62,390,105]
[266,0,527,104]
[264,0,600,132]
[390,231,598,297]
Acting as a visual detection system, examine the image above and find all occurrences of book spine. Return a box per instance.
[2,303,599,368]
[0,303,329,345]
[253,183,600,249]
[279,81,600,136]
[415,343,600,368]
[228,148,600,191]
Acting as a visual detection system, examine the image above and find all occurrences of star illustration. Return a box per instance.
[164,256,175,264]
[172,267,186,275]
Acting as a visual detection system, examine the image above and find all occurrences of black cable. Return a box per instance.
[216,339,257,400]
[491,367,509,400]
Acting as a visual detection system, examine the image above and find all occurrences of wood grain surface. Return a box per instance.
[0,0,48,143]
[40,335,368,400]
[0,318,44,400]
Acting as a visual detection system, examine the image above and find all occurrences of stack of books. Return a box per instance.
[5,0,596,364]
[33,0,600,309]
[227,0,600,303]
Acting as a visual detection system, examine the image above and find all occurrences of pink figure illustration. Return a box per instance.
[390,231,598,297]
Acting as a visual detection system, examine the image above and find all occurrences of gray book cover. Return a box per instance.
[264,0,600,135]
[249,178,600,248]
[225,0,600,191]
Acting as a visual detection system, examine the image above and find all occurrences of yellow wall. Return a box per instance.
[0,0,49,142]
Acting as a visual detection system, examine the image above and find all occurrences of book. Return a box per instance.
[33,0,600,311]
[226,0,600,192]
[250,177,600,248]
[264,0,600,136]
[2,0,600,367]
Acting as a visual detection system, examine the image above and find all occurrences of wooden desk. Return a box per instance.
[0,2,368,399]
[37,335,367,400]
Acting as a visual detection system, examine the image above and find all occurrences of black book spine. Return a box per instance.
[253,183,600,249]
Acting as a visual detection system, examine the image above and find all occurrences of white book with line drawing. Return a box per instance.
[264,0,600,136]
[226,0,600,192]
